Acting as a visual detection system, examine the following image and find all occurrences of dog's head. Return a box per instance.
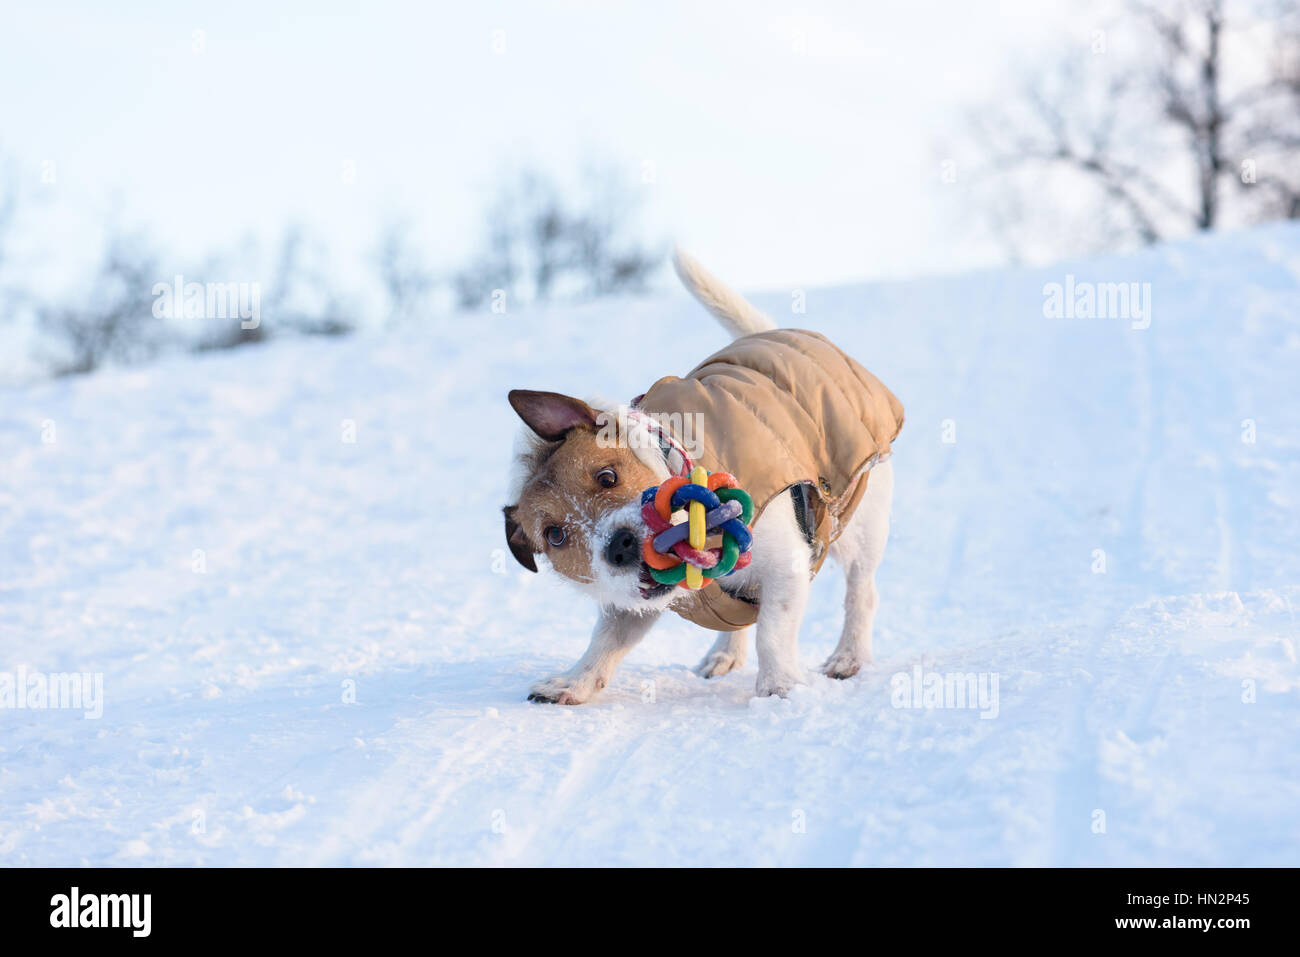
[503,389,680,611]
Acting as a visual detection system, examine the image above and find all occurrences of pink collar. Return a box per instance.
[625,405,694,478]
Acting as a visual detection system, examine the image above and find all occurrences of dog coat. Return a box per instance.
[637,329,904,631]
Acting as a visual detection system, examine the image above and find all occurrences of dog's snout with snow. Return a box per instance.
[603,527,640,568]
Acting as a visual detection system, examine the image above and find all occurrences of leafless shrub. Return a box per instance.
[193,312,269,352]
[187,244,269,353]
[0,154,21,323]
[373,219,435,325]
[37,229,161,376]
[454,163,662,309]
[262,225,356,337]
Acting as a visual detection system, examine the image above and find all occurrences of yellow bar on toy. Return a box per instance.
[685,466,708,588]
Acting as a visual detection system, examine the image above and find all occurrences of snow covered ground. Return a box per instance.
[2,224,1298,866]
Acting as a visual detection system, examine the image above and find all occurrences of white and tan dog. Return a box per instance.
[504,251,902,703]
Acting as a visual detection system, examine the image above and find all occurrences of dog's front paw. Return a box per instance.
[755,669,804,699]
[527,672,604,706]
[820,650,869,680]
[694,650,743,679]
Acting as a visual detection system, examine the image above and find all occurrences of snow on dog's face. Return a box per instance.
[503,390,679,612]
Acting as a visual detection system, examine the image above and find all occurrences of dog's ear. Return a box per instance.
[503,505,538,572]
[508,390,599,441]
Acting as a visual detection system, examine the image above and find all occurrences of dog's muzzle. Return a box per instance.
[591,505,672,602]
[604,527,640,569]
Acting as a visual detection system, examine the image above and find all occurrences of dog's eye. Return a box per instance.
[596,468,618,489]
[545,526,567,547]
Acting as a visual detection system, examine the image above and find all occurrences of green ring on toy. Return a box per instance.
[649,562,687,585]
[702,537,740,578]
[715,487,754,525]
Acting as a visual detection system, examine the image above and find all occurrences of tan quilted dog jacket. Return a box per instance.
[637,329,904,631]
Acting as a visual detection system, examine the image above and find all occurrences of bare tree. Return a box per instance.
[967,0,1300,258]
[37,229,161,376]
[263,225,356,336]
[454,162,662,309]
[571,161,662,297]
[0,160,16,270]
[188,240,269,352]
[373,219,435,325]
[1232,3,1300,217]
[0,153,21,324]
[1139,0,1239,230]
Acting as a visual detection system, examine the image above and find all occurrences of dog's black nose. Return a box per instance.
[604,527,640,568]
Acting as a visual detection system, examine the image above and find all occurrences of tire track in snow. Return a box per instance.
[1044,322,1162,864]
[302,707,514,865]
[483,719,643,865]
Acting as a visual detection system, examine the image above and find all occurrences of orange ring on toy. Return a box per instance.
[706,471,737,491]
[642,534,681,570]
[654,475,689,521]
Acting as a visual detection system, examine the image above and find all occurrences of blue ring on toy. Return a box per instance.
[651,499,743,552]
[717,517,752,553]
[669,484,721,512]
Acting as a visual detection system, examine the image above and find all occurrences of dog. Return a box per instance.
[503,250,904,703]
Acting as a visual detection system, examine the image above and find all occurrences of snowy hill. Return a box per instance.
[2,224,1298,866]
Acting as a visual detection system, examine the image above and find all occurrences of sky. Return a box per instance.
[1,0,1078,299]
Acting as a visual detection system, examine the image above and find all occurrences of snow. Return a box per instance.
[2,224,1298,866]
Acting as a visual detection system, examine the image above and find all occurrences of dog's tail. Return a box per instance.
[673,246,777,340]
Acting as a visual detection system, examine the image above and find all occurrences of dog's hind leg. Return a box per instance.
[821,459,894,680]
[528,606,660,705]
[694,627,749,678]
